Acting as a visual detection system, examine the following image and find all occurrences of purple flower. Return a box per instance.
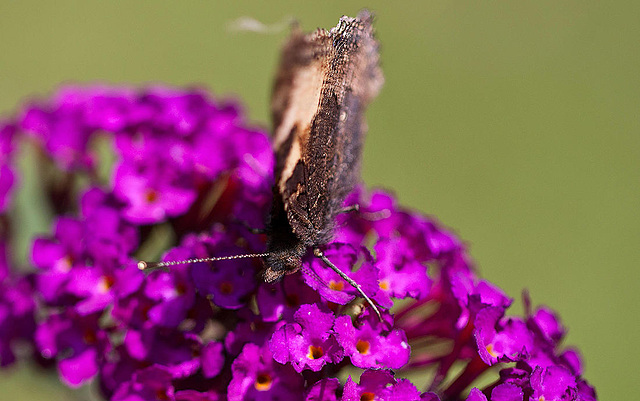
[334,309,410,369]
[257,274,322,322]
[224,309,277,356]
[0,165,15,213]
[67,263,142,315]
[0,122,16,163]
[31,217,87,304]
[20,98,93,171]
[201,341,225,379]
[449,269,512,330]
[190,257,257,310]
[113,159,198,223]
[342,369,421,401]
[176,389,223,401]
[373,236,432,307]
[474,307,532,365]
[466,388,488,401]
[0,248,35,367]
[167,230,263,309]
[303,243,381,308]
[144,263,196,328]
[306,378,340,401]
[269,303,343,372]
[112,365,176,401]
[0,85,596,401]
[81,86,139,131]
[34,311,107,387]
[335,188,400,243]
[421,393,442,401]
[0,121,16,212]
[80,187,139,264]
[489,383,523,401]
[124,328,202,379]
[228,343,303,401]
[530,365,577,400]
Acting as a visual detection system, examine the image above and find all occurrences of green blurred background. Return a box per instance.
[0,1,637,399]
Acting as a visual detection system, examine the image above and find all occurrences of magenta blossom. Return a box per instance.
[0,86,597,401]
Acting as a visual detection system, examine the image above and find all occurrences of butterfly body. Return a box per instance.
[262,12,383,282]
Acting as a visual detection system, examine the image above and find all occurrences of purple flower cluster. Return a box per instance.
[0,86,596,400]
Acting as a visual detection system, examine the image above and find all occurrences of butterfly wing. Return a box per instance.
[270,11,383,246]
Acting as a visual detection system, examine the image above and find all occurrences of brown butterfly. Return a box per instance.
[140,11,383,318]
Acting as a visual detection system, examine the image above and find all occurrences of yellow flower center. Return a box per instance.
[356,339,371,355]
[486,343,498,358]
[219,281,234,294]
[97,275,115,293]
[254,373,273,391]
[144,189,159,203]
[329,280,344,291]
[59,254,73,272]
[360,392,375,401]
[307,345,324,360]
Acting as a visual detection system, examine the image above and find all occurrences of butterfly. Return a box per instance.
[139,11,383,318]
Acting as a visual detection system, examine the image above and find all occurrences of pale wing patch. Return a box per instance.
[278,134,302,196]
[272,61,324,151]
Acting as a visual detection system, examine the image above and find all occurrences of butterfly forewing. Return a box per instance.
[270,11,383,248]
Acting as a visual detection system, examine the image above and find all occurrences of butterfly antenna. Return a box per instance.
[138,253,270,271]
[313,248,382,321]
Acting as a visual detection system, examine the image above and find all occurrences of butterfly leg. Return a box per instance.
[246,226,266,235]
[232,218,266,234]
[313,248,382,321]
[337,204,360,214]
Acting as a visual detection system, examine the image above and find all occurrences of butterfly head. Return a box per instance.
[261,242,307,283]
